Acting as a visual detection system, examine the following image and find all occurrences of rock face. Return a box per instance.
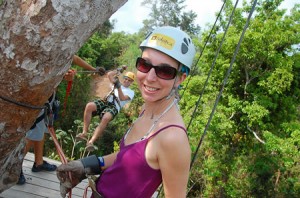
[0,0,127,192]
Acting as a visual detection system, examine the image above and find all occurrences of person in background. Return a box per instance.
[16,91,59,186]
[75,68,135,152]
[17,55,105,185]
[57,26,196,198]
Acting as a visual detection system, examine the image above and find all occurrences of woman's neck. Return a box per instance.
[143,96,177,120]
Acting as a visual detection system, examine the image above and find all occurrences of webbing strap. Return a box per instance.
[83,176,97,198]
[112,93,121,109]
[63,69,76,117]
[104,84,121,109]
[63,80,73,116]
[48,126,72,198]
[103,85,115,102]
[83,180,103,198]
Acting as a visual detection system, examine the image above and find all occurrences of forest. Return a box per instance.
[44,0,300,197]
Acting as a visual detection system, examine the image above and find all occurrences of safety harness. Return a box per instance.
[103,84,122,110]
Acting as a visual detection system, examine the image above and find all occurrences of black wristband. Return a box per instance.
[80,155,102,175]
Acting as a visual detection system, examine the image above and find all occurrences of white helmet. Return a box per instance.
[140,26,196,71]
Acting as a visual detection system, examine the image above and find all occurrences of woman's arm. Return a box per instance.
[158,128,191,198]
[102,152,118,170]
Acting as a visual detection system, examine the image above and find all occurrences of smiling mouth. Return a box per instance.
[144,85,159,92]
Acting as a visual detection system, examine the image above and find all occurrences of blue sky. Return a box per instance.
[109,0,298,34]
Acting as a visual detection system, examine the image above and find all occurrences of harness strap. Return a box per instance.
[83,176,103,198]
[112,93,121,109]
[104,84,121,110]
[103,84,115,102]
[31,92,56,129]
[30,109,46,129]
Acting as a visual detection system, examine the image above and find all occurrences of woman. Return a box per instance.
[57,26,196,198]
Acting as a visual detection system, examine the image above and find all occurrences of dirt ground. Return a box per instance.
[90,75,113,98]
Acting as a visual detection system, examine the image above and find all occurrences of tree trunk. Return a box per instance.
[0,0,127,192]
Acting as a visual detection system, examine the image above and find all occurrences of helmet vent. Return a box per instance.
[181,37,191,54]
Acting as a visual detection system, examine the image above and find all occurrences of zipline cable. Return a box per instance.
[189,0,258,169]
[186,0,240,134]
[157,1,227,197]
[181,0,227,98]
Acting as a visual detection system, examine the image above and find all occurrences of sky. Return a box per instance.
[109,0,298,34]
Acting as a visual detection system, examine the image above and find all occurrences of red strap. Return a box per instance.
[63,69,76,116]
[63,80,73,116]
[83,186,89,198]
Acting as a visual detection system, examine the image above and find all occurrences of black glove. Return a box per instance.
[96,67,106,76]
[56,155,102,197]
[114,77,121,89]
[116,65,127,73]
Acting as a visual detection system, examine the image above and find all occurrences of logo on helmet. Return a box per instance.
[181,37,192,55]
[149,33,175,50]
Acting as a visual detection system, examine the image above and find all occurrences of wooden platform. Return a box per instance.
[0,152,92,198]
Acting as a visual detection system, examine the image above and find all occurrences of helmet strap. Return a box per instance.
[166,76,179,100]
[166,88,175,100]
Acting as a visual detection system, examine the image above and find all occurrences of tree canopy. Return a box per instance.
[140,0,200,35]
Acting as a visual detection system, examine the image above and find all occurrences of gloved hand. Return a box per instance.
[57,160,85,197]
[56,155,102,198]
[116,65,127,73]
[63,69,77,82]
[114,77,121,89]
[96,66,106,76]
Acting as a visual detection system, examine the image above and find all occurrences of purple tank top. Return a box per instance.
[95,124,186,198]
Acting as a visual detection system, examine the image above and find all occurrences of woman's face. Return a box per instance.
[136,48,186,103]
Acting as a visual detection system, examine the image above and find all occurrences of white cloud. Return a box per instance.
[185,0,223,29]
[110,0,298,34]
[110,0,150,33]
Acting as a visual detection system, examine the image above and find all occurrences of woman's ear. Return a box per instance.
[175,72,187,87]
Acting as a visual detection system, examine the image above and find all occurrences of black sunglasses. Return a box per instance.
[135,57,178,80]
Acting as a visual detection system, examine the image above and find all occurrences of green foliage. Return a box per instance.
[241,101,269,127]
[54,74,92,131]
[47,118,103,160]
[114,33,143,72]
[186,0,300,197]
[263,126,300,197]
[258,67,294,95]
[78,31,134,70]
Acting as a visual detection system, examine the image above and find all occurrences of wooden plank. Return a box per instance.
[0,188,46,198]
[1,153,92,198]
